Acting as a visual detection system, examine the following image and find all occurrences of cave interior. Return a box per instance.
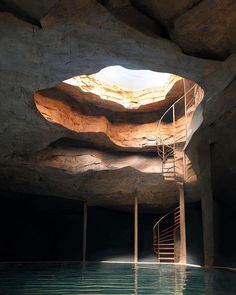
[0,0,236,290]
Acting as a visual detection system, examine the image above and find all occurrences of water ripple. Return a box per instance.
[0,263,235,294]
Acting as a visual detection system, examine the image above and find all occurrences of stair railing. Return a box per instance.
[156,80,204,181]
[153,80,203,262]
[153,207,180,263]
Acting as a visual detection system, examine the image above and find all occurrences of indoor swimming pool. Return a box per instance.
[0,263,235,294]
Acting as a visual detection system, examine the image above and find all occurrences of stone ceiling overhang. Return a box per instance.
[0,0,236,210]
[33,77,199,151]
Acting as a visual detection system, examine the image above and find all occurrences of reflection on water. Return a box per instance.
[0,263,235,294]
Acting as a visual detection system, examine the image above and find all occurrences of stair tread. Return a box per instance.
[157,243,175,246]
[159,252,174,255]
[159,239,174,242]
[154,248,175,251]
[155,250,174,252]
[154,245,174,249]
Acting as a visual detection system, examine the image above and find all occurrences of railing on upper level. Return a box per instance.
[153,80,203,262]
[153,207,180,263]
[156,79,204,181]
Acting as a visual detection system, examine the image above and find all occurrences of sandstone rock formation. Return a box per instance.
[131,0,236,59]
[0,0,236,212]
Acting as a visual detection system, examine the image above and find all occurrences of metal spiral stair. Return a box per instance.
[153,79,204,262]
[156,80,204,182]
[153,207,180,263]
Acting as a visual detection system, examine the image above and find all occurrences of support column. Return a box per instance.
[178,182,187,264]
[82,202,87,263]
[134,196,138,264]
[200,143,215,267]
[201,175,215,266]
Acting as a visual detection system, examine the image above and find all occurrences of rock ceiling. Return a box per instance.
[0,0,236,211]
[34,74,193,152]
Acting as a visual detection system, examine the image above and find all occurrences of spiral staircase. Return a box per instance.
[153,79,204,263]
[153,207,180,263]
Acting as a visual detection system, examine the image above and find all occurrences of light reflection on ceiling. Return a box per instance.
[64,66,182,109]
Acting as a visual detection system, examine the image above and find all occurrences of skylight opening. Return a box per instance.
[63,66,181,110]
[93,66,171,91]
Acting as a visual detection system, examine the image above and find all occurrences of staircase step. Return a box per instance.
[159,252,175,255]
[159,234,174,243]
[160,223,178,234]
[160,229,175,236]
[159,238,174,243]
[159,234,174,240]
[157,244,174,246]
[154,248,175,254]
[154,247,174,250]
[154,244,175,248]
[153,206,181,262]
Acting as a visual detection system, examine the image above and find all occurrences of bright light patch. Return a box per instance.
[93,66,171,91]
[63,66,181,110]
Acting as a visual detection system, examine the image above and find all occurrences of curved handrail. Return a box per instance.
[157,83,197,135]
[153,206,180,262]
[153,206,179,233]
[156,79,204,181]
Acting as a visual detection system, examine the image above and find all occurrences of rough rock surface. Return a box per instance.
[170,0,236,60]
[63,74,183,111]
[0,0,58,23]
[186,78,236,207]
[131,0,236,60]
[35,78,188,123]
[0,0,236,210]
[34,76,197,152]
[1,146,180,210]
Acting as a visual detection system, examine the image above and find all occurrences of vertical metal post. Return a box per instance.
[134,196,138,264]
[157,224,160,262]
[82,202,87,264]
[178,183,187,264]
[134,264,138,295]
[162,143,164,173]
[174,212,178,263]
[194,84,197,107]
[183,152,187,182]
[183,79,188,141]
[183,79,188,181]
[172,105,176,178]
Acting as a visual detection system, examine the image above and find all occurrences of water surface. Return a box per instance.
[0,263,235,294]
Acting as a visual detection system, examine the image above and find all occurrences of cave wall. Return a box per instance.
[0,0,236,268]
[87,207,133,261]
[185,202,204,265]
[216,201,236,267]
[2,191,233,266]
[87,207,159,262]
[186,78,236,267]
[0,193,84,261]
[0,192,161,262]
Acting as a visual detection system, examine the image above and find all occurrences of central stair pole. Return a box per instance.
[134,196,138,264]
[178,183,187,263]
[82,202,88,264]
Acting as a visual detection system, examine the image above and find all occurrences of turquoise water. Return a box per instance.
[0,263,235,294]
